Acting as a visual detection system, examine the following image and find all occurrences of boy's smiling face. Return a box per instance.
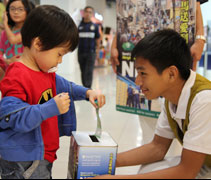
[135,57,170,100]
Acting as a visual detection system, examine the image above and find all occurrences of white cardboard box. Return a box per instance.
[67,131,118,179]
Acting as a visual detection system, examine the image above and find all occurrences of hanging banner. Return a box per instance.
[116,0,196,118]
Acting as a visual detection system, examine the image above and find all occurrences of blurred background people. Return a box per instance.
[0,0,34,74]
[78,6,100,88]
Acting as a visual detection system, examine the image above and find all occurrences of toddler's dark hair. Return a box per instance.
[21,5,79,52]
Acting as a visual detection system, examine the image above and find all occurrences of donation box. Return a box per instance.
[67,131,118,179]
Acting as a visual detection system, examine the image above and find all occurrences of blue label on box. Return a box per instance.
[77,147,117,179]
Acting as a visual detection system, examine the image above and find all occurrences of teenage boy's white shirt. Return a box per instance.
[155,70,211,155]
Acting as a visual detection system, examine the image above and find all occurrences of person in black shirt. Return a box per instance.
[78,6,100,88]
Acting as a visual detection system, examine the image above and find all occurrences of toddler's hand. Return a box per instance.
[54,93,71,114]
[87,90,106,109]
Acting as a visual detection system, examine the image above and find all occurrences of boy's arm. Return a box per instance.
[70,81,89,101]
[0,98,60,133]
[101,149,205,179]
[135,148,206,179]
[56,74,89,101]
[56,75,105,108]
[116,135,172,168]
[95,137,205,179]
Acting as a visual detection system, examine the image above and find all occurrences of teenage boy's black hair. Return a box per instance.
[6,0,34,27]
[21,5,79,52]
[132,29,192,80]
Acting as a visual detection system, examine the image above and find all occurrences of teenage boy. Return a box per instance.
[95,29,211,179]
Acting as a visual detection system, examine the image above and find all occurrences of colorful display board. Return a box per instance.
[116,0,196,118]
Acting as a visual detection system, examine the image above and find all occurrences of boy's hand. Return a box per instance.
[54,93,71,114]
[86,90,106,109]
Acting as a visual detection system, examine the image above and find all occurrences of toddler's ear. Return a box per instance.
[33,37,43,51]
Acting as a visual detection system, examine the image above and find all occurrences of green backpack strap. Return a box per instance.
[185,74,211,134]
[165,100,183,145]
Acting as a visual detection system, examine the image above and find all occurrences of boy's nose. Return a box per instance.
[135,75,143,86]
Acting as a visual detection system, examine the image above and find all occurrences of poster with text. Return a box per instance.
[116,0,196,118]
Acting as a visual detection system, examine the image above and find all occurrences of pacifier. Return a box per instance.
[48,66,58,73]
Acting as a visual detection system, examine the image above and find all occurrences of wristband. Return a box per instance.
[196,35,206,43]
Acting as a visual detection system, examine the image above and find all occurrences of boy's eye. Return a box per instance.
[139,71,146,76]
[58,53,62,56]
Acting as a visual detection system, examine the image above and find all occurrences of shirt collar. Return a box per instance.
[169,70,196,119]
[82,18,92,24]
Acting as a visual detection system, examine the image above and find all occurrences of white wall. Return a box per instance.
[40,0,70,12]
[40,0,86,16]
